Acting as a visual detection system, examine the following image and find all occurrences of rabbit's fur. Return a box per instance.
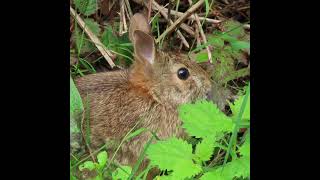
[75,13,212,170]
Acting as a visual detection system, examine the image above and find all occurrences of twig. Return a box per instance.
[70,7,116,68]
[194,14,212,63]
[119,0,128,35]
[195,25,201,47]
[243,24,250,30]
[124,0,133,17]
[152,1,189,48]
[151,4,221,24]
[153,1,195,36]
[188,0,212,63]
[156,0,205,44]
[124,0,131,21]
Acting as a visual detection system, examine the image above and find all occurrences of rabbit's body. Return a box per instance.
[75,13,212,174]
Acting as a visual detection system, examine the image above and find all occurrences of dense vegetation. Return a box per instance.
[70,0,250,179]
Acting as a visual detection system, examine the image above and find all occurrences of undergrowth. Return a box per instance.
[70,0,250,179]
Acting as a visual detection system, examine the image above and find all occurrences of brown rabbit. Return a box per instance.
[75,13,212,177]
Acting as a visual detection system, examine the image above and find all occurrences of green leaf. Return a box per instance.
[97,151,108,170]
[229,93,250,121]
[101,26,119,48]
[83,18,100,36]
[221,33,238,43]
[194,136,215,163]
[239,133,250,157]
[200,157,250,180]
[230,41,250,51]
[112,166,132,180]
[146,138,202,179]
[79,161,96,171]
[204,0,209,17]
[223,20,245,38]
[74,0,97,16]
[74,27,95,54]
[70,76,83,116]
[208,36,224,48]
[200,171,226,180]
[195,52,209,63]
[178,101,233,138]
[124,128,147,141]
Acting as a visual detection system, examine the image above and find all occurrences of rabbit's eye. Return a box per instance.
[177,67,189,80]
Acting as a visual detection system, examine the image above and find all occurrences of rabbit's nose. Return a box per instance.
[206,90,213,101]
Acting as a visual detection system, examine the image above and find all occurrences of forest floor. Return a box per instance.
[70,0,250,179]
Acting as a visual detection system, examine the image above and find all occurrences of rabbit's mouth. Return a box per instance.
[206,90,213,101]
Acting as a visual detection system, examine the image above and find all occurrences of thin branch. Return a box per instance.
[188,0,212,63]
[152,1,189,48]
[152,1,195,36]
[119,0,128,35]
[151,4,221,24]
[195,24,201,47]
[124,0,133,17]
[156,0,205,44]
[70,7,116,68]
[194,14,212,63]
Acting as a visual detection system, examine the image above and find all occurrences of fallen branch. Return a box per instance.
[156,0,205,44]
[70,7,116,69]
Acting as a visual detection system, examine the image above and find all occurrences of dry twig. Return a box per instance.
[188,0,212,63]
[152,1,195,36]
[152,4,221,24]
[124,0,133,17]
[152,1,189,48]
[156,0,205,44]
[70,7,116,68]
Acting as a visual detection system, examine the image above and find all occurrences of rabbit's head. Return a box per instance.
[128,13,212,108]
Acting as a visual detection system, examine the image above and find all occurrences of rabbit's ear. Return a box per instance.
[133,30,155,65]
[129,13,151,42]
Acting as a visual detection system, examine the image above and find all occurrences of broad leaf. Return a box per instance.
[147,138,202,179]
[179,101,233,138]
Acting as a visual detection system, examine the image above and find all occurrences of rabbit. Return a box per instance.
[75,13,213,177]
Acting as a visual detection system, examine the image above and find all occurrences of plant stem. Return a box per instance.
[221,84,250,171]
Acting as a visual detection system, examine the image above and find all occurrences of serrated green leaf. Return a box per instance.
[147,138,202,179]
[200,156,250,180]
[97,151,108,169]
[195,136,215,163]
[230,93,250,121]
[179,101,233,138]
[79,161,96,171]
[112,166,132,180]
[200,171,226,180]
[74,0,97,16]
